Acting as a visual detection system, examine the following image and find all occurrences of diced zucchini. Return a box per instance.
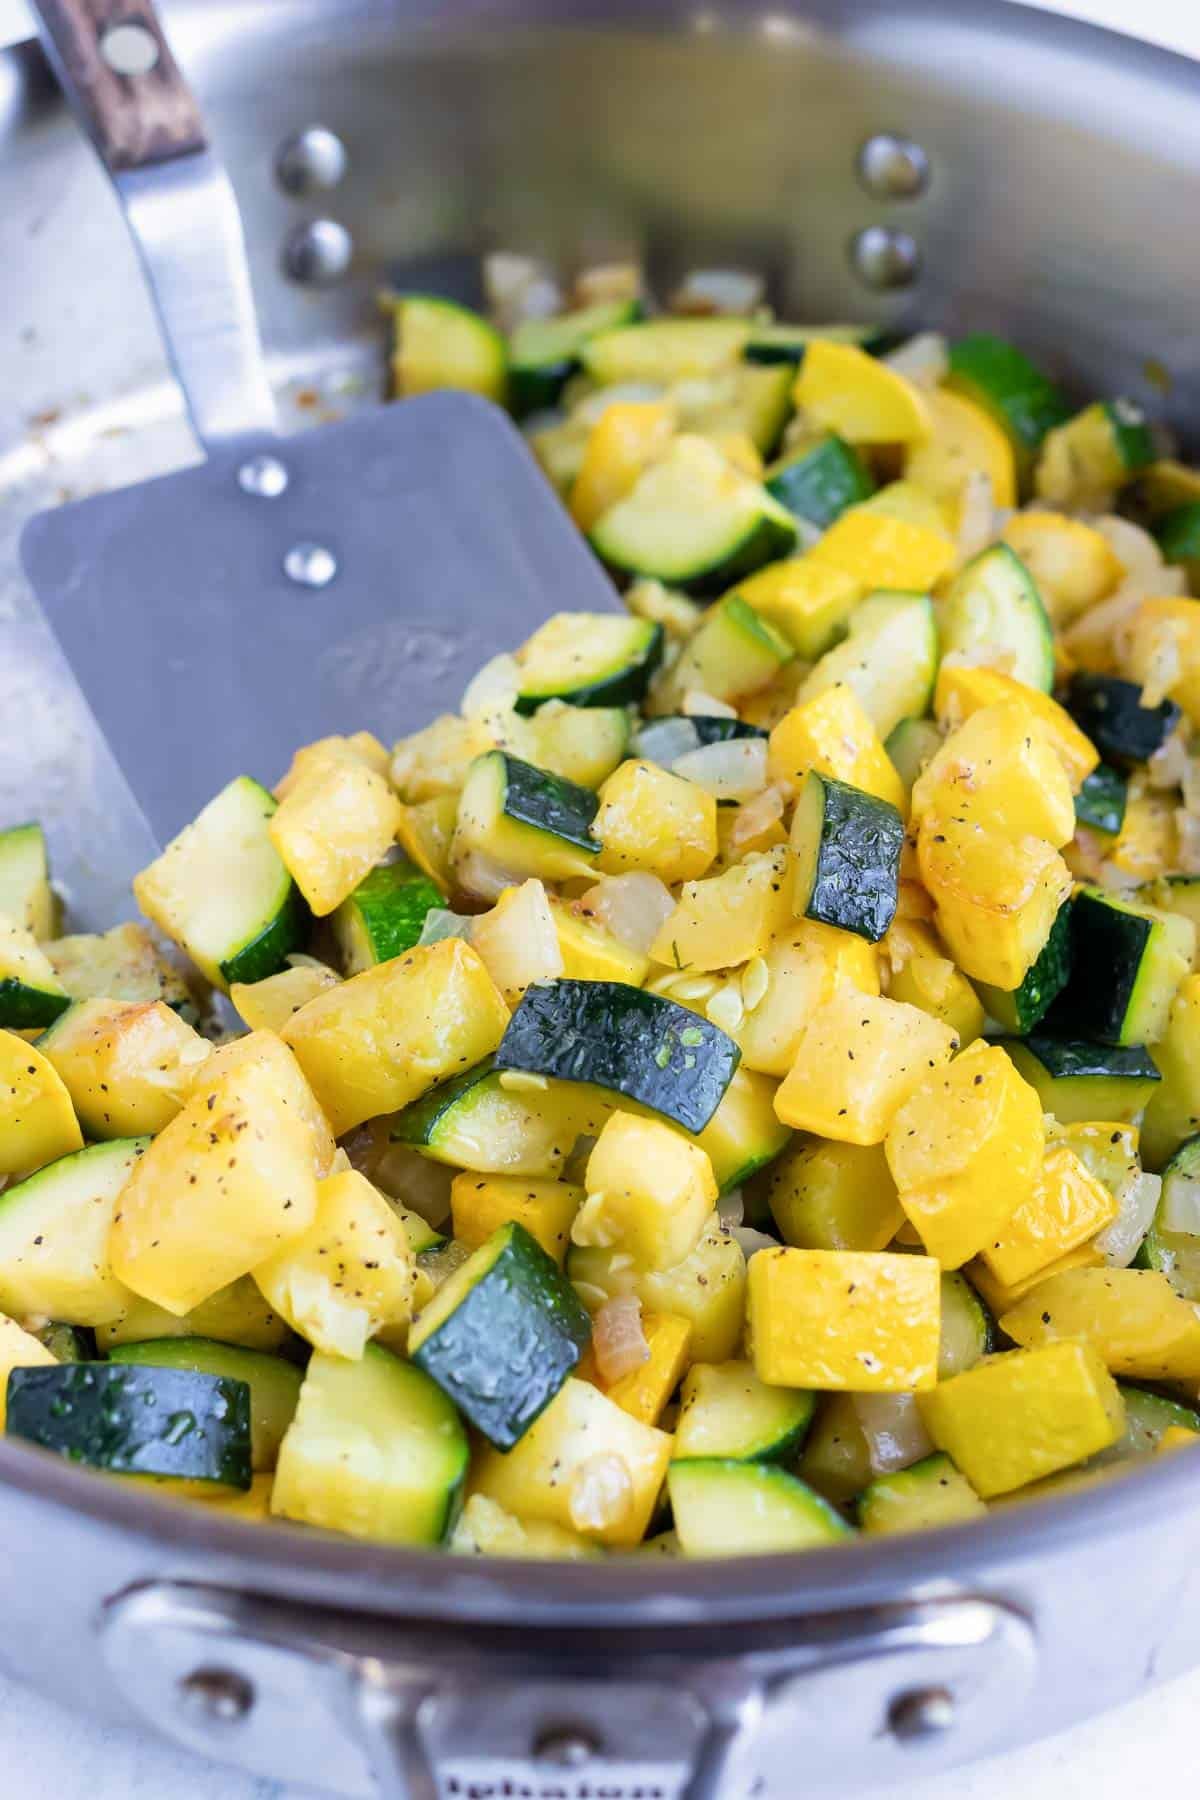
[692,1066,791,1192]
[1156,502,1200,590]
[651,595,793,714]
[790,770,902,944]
[508,299,641,416]
[744,322,885,364]
[945,334,1071,479]
[884,718,943,802]
[937,543,1054,692]
[1001,1035,1161,1125]
[590,436,797,595]
[796,1392,872,1506]
[1066,673,1181,768]
[1076,765,1128,838]
[410,1221,591,1448]
[96,1275,292,1354]
[44,922,193,1013]
[569,1215,746,1364]
[731,558,863,660]
[453,751,599,889]
[0,918,68,1029]
[856,1451,986,1534]
[682,364,794,457]
[939,1272,994,1378]
[110,1338,301,1471]
[133,776,307,991]
[32,1322,94,1362]
[387,293,507,403]
[673,1360,813,1463]
[0,1137,147,1326]
[331,858,444,976]
[904,387,1017,514]
[975,898,1073,1035]
[506,704,631,788]
[0,823,57,939]
[800,591,938,740]
[1095,1381,1200,1463]
[1139,1135,1200,1301]
[514,613,664,714]
[393,1056,602,1177]
[580,317,751,384]
[1051,887,1193,1046]
[1035,400,1154,510]
[668,1459,852,1555]
[272,1344,469,1543]
[38,998,209,1138]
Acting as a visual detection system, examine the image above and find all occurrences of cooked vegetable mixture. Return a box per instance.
[5,266,1200,1559]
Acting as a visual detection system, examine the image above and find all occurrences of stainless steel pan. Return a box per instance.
[1,2,1199,1794]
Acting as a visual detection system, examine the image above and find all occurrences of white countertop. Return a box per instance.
[3,0,1199,1794]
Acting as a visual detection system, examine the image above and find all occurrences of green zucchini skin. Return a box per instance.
[110,1337,302,1472]
[744,325,889,364]
[494,980,741,1132]
[6,1362,252,1488]
[0,979,68,1030]
[1075,764,1128,838]
[218,883,309,988]
[410,1222,590,1449]
[1139,1136,1200,1296]
[32,1323,95,1363]
[764,435,875,529]
[1000,1035,1161,1125]
[792,772,902,944]
[507,299,642,418]
[688,717,769,745]
[333,857,445,971]
[1102,400,1154,475]
[939,1273,995,1379]
[946,334,1071,471]
[497,754,600,853]
[393,1057,500,1150]
[513,622,663,714]
[1066,674,1181,768]
[1049,888,1178,1045]
[1156,503,1200,585]
[976,899,1073,1035]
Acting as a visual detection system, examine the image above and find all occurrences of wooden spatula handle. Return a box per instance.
[32,0,206,171]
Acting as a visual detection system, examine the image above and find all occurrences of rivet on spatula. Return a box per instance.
[283,542,338,589]
[237,454,289,499]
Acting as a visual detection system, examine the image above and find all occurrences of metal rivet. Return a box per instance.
[857,133,930,200]
[282,218,354,286]
[534,1727,602,1767]
[888,1686,956,1743]
[276,126,349,195]
[177,1667,254,1727]
[284,541,338,588]
[98,22,161,76]
[849,224,921,291]
[237,454,289,499]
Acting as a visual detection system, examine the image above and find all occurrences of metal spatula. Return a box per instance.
[14,0,618,921]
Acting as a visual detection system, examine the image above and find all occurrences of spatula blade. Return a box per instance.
[20,393,621,844]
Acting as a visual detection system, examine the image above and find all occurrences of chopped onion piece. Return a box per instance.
[956,470,997,564]
[670,267,765,317]
[1097,1172,1163,1267]
[1087,514,1165,580]
[717,1188,745,1230]
[1161,1172,1200,1238]
[706,983,745,1034]
[632,717,702,766]
[681,690,738,719]
[741,956,770,1012]
[580,873,675,953]
[1182,756,1200,815]
[625,579,705,640]
[731,1225,778,1262]
[568,1452,635,1534]
[573,262,643,307]
[483,252,562,331]
[673,738,769,799]
[1148,729,1191,791]
[454,849,522,903]
[370,1141,454,1227]
[730,784,786,849]
[418,908,475,946]
[287,952,339,975]
[461,652,521,719]
[576,381,667,425]
[883,332,949,389]
[1176,811,1200,876]
[852,1392,934,1475]
[593,1295,650,1384]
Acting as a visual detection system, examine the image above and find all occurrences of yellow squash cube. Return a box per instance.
[739,921,879,1077]
[904,386,1017,512]
[933,662,1099,792]
[748,1247,940,1392]
[882,919,985,1047]
[1000,511,1122,625]
[764,1137,903,1252]
[912,702,1075,847]
[97,1274,292,1354]
[281,938,509,1136]
[568,1215,745,1363]
[793,340,931,445]
[918,1342,1124,1497]
[578,1310,693,1426]
[732,558,862,658]
[1107,785,1178,884]
[979,1144,1117,1289]
[451,1173,583,1264]
[231,962,340,1033]
[389,714,494,803]
[651,847,792,973]
[547,893,649,986]
[918,814,1072,990]
[40,998,211,1139]
[254,1169,416,1359]
[0,1030,82,1178]
[767,684,905,810]
[809,509,954,592]
[193,1030,336,1176]
[999,1266,1200,1383]
[1142,974,1200,1169]
[965,1244,1103,1318]
[395,794,458,889]
[269,752,403,917]
[574,1112,717,1272]
[885,1041,1044,1270]
[275,731,388,800]
[774,986,958,1145]
[595,759,717,885]
[1127,597,1200,728]
[0,1315,56,1430]
[569,400,677,533]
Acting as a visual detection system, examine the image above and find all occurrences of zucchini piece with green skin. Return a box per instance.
[790,771,902,944]
[668,1458,852,1555]
[514,614,663,714]
[1075,764,1128,838]
[0,919,69,1028]
[937,543,1054,693]
[1049,887,1193,1046]
[0,1137,149,1326]
[132,776,308,991]
[764,434,875,529]
[1000,1036,1161,1126]
[685,365,794,458]
[0,823,57,939]
[332,857,444,975]
[976,898,1073,1035]
[1036,400,1154,508]
[409,1221,590,1449]
[494,980,741,1133]
[1066,673,1181,767]
[454,752,600,885]
[939,1272,994,1379]
[1156,502,1200,589]
[653,596,793,714]
[673,1361,814,1464]
[1093,1382,1200,1464]
[580,317,751,384]
[508,298,642,417]
[110,1338,302,1471]
[590,436,798,596]
[272,1345,468,1544]
[856,1452,986,1534]
[511,705,631,788]
[801,591,938,740]
[1138,1135,1200,1301]
[6,1362,252,1488]
[691,1065,791,1192]
[392,1056,604,1176]
[945,334,1071,478]
[32,1323,95,1362]
[885,718,943,804]
[388,294,507,403]
[745,323,887,365]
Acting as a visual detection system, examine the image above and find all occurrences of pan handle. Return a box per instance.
[29,0,278,451]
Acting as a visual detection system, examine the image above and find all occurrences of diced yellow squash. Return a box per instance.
[649,594,794,717]
[231,961,340,1033]
[911,702,1075,847]
[732,558,862,658]
[253,1169,416,1359]
[0,1315,55,1429]
[578,1310,693,1425]
[274,732,389,800]
[705,431,764,478]
[191,1030,336,1177]
[43,921,193,1011]
[450,1492,600,1558]
[1142,974,1200,1169]
[793,340,931,446]
[1160,1426,1200,1453]
[1126,597,1200,728]
[39,998,210,1139]
[764,1137,903,1251]
[918,1342,1124,1497]
[774,986,958,1145]
[904,386,1017,512]
[965,1244,1104,1318]
[1000,511,1122,625]
[395,794,458,889]
[767,684,905,810]
[0,1030,83,1178]
[451,1172,582,1264]
[179,1472,276,1521]
[1108,783,1178,884]
[389,714,494,803]
[808,508,954,592]
[97,1274,292,1353]
[882,918,985,1047]
[933,663,1099,792]
[736,662,808,734]
[547,892,649,986]
[739,921,880,1077]
[1141,459,1200,516]
[594,759,717,885]
[472,1376,673,1546]
[281,939,509,1136]
[110,1054,321,1315]
[1034,404,1135,512]
[470,880,564,1005]
[979,1144,1117,1289]
[748,1247,940,1392]
[885,1041,1044,1268]
[857,479,953,536]
[573,1111,717,1272]
[569,1214,745,1362]
[650,846,791,973]
[917,813,1073,990]
[999,1266,1200,1383]
[569,400,677,533]
[269,754,403,918]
